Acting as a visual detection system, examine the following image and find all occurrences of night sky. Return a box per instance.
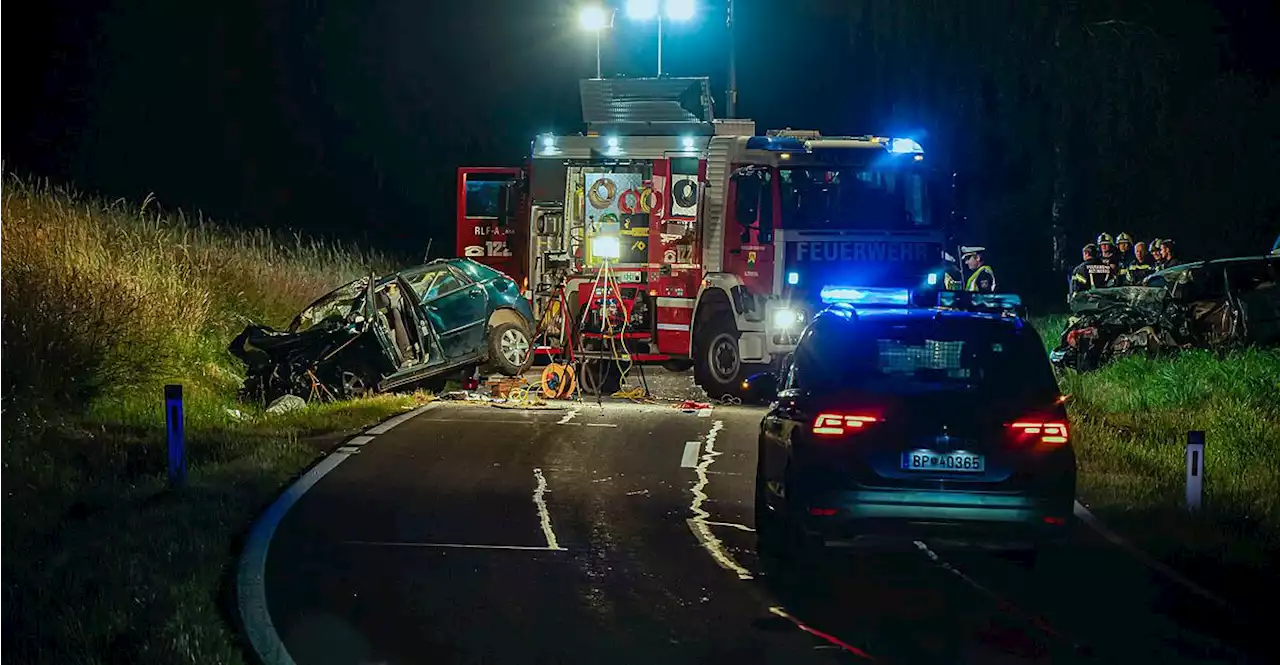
[8,1,1278,286]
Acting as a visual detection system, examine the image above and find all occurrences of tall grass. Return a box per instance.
[2,177,417,664]
[1034,317,1280,601]
[2,177,399,420]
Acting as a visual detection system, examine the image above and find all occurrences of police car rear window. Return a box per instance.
[797,317,1057,396]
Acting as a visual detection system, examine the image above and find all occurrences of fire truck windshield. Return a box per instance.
[778,166,929,230]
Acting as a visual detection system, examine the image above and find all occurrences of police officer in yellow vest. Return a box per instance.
[961,246,996,293]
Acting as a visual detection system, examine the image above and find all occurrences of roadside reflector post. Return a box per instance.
[1185,430,1204,512]
[166,384,186,490]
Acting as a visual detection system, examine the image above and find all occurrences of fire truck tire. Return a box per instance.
[693,318,760,400]
[487,322,534,376]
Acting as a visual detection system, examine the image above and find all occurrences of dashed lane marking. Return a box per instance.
[557,409,580,425]
[680,441,701,468]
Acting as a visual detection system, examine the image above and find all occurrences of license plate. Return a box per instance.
[902,450,985,473]
[614,271,643,283]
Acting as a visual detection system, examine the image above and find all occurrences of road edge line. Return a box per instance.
[235,402,439,665]
[1073,500,1233,611]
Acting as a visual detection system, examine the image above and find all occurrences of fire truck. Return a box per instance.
[457,77,951,398]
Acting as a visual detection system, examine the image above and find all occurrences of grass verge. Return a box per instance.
[1035,316,1280,609]
[2,178,417,664]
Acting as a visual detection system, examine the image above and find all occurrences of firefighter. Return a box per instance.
[1096,233,1120,287]
[1116,232,1134,269]
[1158,239,1181,270]
[1150,238,1164,262]
[961,246,996,293]
[1122,240,1156,284]
[1069,243,1097,299]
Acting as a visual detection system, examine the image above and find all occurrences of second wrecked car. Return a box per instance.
[1050,255,1280,371]
[230,258,535,403]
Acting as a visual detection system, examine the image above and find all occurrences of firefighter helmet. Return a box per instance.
[1116,232,1133,245]
[1151,238,1163,251]
[1096,233,1114,246]
[1083,243,1097,253]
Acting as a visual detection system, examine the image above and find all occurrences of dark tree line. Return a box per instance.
[839,0,1278,299]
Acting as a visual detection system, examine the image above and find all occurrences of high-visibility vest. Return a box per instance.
[965,265,996,292]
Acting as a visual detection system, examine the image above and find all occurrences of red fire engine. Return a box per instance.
[457,78,949,398]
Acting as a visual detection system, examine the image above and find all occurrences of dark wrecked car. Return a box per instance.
[230,258,536,403]
[1050,255,1280,371]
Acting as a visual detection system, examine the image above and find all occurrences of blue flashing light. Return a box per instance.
[938,291,1023,312]
[890,138,924,154]
[926,272,938,286]
[681,136,695,150]
[820,286,911,306]
[787,271,800,285]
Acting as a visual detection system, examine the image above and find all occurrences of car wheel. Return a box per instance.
[488,322,533,376]
[340,370,371,399]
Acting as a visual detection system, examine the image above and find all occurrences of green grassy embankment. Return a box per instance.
[2,178,419,664]
[1034,315,1280,606]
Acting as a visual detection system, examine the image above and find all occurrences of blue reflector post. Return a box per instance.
[820,286,911,306]
[165,384,186,489]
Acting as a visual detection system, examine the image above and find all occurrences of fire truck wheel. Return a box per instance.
[488,322,533,376]
[694,319,758,399]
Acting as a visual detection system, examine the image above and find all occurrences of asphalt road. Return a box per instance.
[261,388,1269,665]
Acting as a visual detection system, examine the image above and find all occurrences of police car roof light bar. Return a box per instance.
[820,286,912,306]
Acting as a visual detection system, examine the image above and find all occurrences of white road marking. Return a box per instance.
[586,423,618,428]
[365,408,423,434]
[1073,500,1231,610]
[236,402,440,665]
[702,520,755,533]
[557,409,580,425]
[335,446,362,454]
[697,409,712,418]
[346,436,375,446]
[686,420,753,580]
[343,541,565,552]
[533,468,563,550]
[680,441,702,468]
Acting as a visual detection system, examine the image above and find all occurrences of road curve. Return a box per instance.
[252,399,1268,665]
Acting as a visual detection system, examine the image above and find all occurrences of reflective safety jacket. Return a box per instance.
[1075,258,1116,291]
[1122,256,1156,285]
[965,264,996,293]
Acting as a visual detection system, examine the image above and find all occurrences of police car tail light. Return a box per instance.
[813,413,881,436]
[1008,421,1069,445]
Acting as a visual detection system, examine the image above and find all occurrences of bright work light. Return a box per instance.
[579,5,609,31]
[593,234,621,260]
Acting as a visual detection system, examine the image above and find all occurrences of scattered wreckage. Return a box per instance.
[229,259,536,404]
[1050,255,1280,371]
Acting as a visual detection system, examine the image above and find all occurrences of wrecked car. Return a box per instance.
[230,258,535,403]
[1050,255,1280,371]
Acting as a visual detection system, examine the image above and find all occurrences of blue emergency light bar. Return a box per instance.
[937,291,1024,312]
[820,286,912,306]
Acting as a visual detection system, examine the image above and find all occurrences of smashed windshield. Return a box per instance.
[779,166,929,230]
[290,277,368,332]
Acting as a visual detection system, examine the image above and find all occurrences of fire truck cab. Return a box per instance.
[457,77,950,399]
